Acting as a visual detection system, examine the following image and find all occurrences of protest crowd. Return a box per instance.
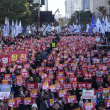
[0,32,110,110]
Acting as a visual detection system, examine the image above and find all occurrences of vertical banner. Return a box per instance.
[0,55,9,66]
[19,51,28,63]
[10,52,19,62]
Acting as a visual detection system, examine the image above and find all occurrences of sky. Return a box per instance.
[41,0,65,17]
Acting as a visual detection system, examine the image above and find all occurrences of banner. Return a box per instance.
[15,97,22,105]
[22,97,33,105]
[82,90,94,99]
[0,55,9,66]
[58,90,67,97]
[26,83,38,90]
[42,81,50,90]
[16,79,24,86]
[63,83,72,90]
[20,72,29,78]
[66,95,76,103]
[29,89,38,98]
[1,85,11,92]
[83,103,95,110]
[19,51,28,63]
[8,99,17,108]
[69,77,77,82]
[49,85,56,92]
[47,98,58,106]
[1,79,9,85]
[77,82,87,89]
[10,52,19,62]
[83,73,93,79]
[4,74,11,80]
[95,77,103,82]
[0,92,10,100]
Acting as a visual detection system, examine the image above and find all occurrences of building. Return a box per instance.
[90,0,110,20]
[65,0,83,18]
[83,0,90,11]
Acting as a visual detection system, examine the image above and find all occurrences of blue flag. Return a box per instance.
[91,15,96,28]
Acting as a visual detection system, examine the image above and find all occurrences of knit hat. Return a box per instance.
[31,103,38,109]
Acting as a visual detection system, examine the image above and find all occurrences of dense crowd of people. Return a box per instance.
[0,32,110,110]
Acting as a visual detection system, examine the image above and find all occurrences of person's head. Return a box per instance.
[29,77,33,82]
[43,91,49,99]
[70,103,74,107]
[25,90,28,96]
[85,99,89,103]
[67,91,71,96]
[54,102,60,110]
[19,86,23,92]
[31,103,38,110]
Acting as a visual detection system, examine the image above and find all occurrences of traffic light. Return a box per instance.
[41,0,45,5]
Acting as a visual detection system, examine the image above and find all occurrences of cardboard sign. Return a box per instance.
[15,97,21,105]
[4,74,11,80]
[0,92,10,100]
[20,72,29,78]
[0,55,9,66]
[42,81,50,90]
[26,83,38,90]
[66,71,74,76]
[56,71,64,77]
[58,90,67,97]
[29,89,38,98]
[49,85,56,92]
[44,78,52,82]
[0,68,6,72]
[72,82,77,88]
[24,64,30,69]
[105,99,110,108]
[82,90,94,99]
[1,85,11,92]
[77,82,87,89]
[48,74,54,79]
[19,51,28,63]
[83,103,95,110]
[55,82,62,90]
[41,74,48,79]
[57,77,65,83]
[22,97,33,105]
[15,75,23,80]
[66,95,76,103]
[69,77,77,82]
[63,83,72,90]
[83,73,93,79]
[9,68,15,73]
[8,99,17,108]
[1,79,9,85]
[95,77,103,82]
[47,98,58,106]
[16,79,24,86]
[10,52,19,62]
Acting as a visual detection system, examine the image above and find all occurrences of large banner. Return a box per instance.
[19,51,28,63]
[0,55,9,66]
[10,52,19,62]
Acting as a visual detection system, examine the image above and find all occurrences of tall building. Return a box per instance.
[83,0,90,11]
[90,0,110,20]
[65,0,83,18]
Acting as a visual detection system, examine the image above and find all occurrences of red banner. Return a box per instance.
[83,103,95,110]
[19,51,28,63]
[69,77,77,82]
[63,83,72,90]
[15,97,22,105]
[10,52,19,62]
[66,95,76,103]
[58,90,67,98]
[83,73,93,79]
[4,74,11,80]
[21,97,33,105]
[8,99,17,108]
[56,71,64,77]
[29,89,38,98]
[20,72,29,78]
[77,82,87,89]
[16,79,24,86]
[0,55,9,66]
[95,77,104,82]
[26,83,38,90]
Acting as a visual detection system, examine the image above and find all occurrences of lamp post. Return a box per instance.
[45,0,48,11]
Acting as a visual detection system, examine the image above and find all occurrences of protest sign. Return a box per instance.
[19,51,28,63]
[10,52,19,62]
[83,102,95,110]
[58,90,67,98]
[47,98,58,106]
[63,83,72,90]
[82,90,94,99]
[29,89,38,98]
[8,99,17,108]
[42,81,50,90]
[15,97,22,105]
[26,83,38,90]
[16,79,24,86]
[66,95,76,103]
[105,99,110,108]
[1,85,11,92]
[0,92,10,100]
[21,97,33,105]
[0,55,9,66]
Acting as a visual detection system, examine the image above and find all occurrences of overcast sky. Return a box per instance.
[41,0,65,17]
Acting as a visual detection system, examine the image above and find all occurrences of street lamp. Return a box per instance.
[45,0,48,11]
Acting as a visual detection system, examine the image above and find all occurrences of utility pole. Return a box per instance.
[79,7,80,25]
[36,0,40,36]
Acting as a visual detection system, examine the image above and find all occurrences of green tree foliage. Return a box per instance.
[69,11,92,26]
[96,6,107,16]
[0,0,38,26]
